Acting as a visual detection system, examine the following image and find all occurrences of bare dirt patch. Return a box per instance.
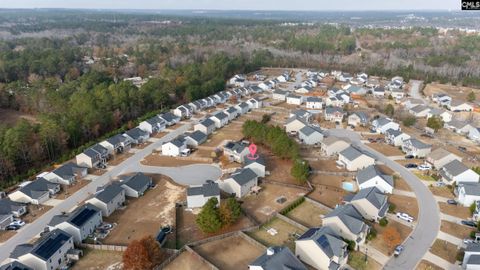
[203,123,244,148]
[366,143,404,156]
[389,194,419,219]
[439,202,471,219]
[193,235,264,270]
[416,260,444,270]
[248,217,306,252]
[71,249,123,270]
[440,220,474,240]
[141,153,211,167]
[57,180,89,200]
[109,153,134,166]
[310,174,347,188]
[370,220,413,256]
[309,159,347,172]
[153,132,168,139]
[430,239,461,264]
[285,201,328,227]
[308,184,347,209]
[395,177,412,192]
[24,204,53,223]
[0,230,16,243]
[163,250,212,270]
[134,141,152,149]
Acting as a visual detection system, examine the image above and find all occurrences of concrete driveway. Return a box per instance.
[326,129,440,270]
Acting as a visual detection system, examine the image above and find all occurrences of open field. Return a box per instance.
[429,186,455,199]
[241,183,306,223]
[71,249,123,270]
[103,175,184,247]
[308,184,346,209]
[163,250,212,270]
[193,235,264,270]
[109,152,134,166]
[24,204,53,223]
[439,202,471,219]
[370,220,413,256]
[141,153,211,167]
[247,217,306,252]
[0,231,16,243]
[430,239,461,264]
[440,220,474,240]
[57,180,90,200]
[285,200,328,227]
[348,251,383,270]
[416,260,444,270]
[389,194,419,219]
[0,108,38,126]
[424,82,480,103]
[366,143,404,156]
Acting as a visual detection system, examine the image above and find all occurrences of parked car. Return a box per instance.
[458,146,467,152]
[418,164,432,171]
[405,155,415,159]
[447,199,458,205]
[5,224,20,230]
[405,163,418,169]
[9,220,25,227]
[394,245,404,257]
[462,220,477,228]
[396,212,414,222]
[464,238,475,244]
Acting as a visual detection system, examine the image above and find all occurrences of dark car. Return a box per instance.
[405,155,415,159]
[461,220,477,227]
[447,199,458,205]
[405,163,418,169]
[5,225,20,230]
[458,146,467,152]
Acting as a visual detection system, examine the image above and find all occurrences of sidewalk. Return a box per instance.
[437,231,464,246]
[440,213,464,224]
[423,251,461,270]
[358,244,390,265]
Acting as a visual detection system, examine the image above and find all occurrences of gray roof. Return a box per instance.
[230,168,258,185]
[297,226,346,258]
[287,94,302,99]
[467,255,480,265]
[187,182,220,197]
[120,173,152,192]
[0,261,33,270]
[356,165,394,187]
[199,118,215,128]
[339,146,364,161]
[160,112,178,122]
[48,203,101,228]
[273,89,287,95]
[0,199,25,215]
[349,187,388,211]
[11,229,71,261]
[306,96,322,102]
[224,141,246,154]
[428,108,444,115]
[168,137,186,148]
[213,111,228,120]
[185,130,207,143]
[458,182,480,196]
[410,105,430,113]
[249,246,307,270]
[226,106,237,114]
[448,120,470,129]
[106,134,128,146]
[94,183,124,203]
[292,109,310,118]
[325,107,344,115]
[466,243,480,252]
[237,102,249,109]
[52,162,85,180]
[325,204,367,234]
[352,112,369,123]
[19,178,59,199]
[385,128,402,137]
[373,86,385,92]
[245,155,266,167]
[145,116,164,126]
[299,125,323,137]
[404,138,431,149]
[125,127,148,140]
[373,117,392,127]
[443,160,470,176]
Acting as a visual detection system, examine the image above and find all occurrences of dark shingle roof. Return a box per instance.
[299,125,323,137]
[0,261,33,270]
[0,199,25,215]
[187,182,220,197]
[213,111,228,120]
[11,229,72,261]
[19,178,59,199]
[125,127,148,140]
[199,118,215,128]
[106,134,128,146]
[350,187,388,210]
[120,173,152,192]
[245,155,266,167]
[356,165,394,187]
[325,204,367,234]
[249,246,307,270]
[52,162,84,179]
[230,168,257,185]
[94,183,124,204]
[297,227,346,258]
[185,130,207,143]
[325,107,344,115]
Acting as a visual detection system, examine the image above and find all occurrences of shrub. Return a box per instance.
[470,202,477,215]
[280,197,305,215]
[379,217,389,227]
[345,239,356,251]
[388,203,396,213]
[402,117,416,127]
[367,227,377,241]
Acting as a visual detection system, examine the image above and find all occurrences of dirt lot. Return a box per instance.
[241,183,307,223]
[176,206,255,248]
[0,230,16,243]
[248,217,306,252]
[104,175,184,247]
[57,180,90,200]
[308,184,347,209]
[366,143,404,156]
[430,239,461,264]
[165,123,185,130]
[370,220,413,255]
[416,260,444,270]
[193,235,264,270]
[429,186,455,199]
[348,250,382,270]
[0,108,38,126]
[71,249,123,270]
[389,194,419,219]
[440,220,474,240]
[286,200,329,227]
[309,159,347,172]
[109,152,134,166]
[264,148,304,186]
[163,250,212,270]
[203,122,244,148]
[439,202,471,219]
[24,204,53,223]
[141,153,211,167]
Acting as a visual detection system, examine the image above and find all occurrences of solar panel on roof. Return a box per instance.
[298,228,317,240]
[317,235,330,250]
[70,208,97,227]
[33,233,70,260]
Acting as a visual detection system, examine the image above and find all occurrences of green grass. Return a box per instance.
[348,251,380,270]
[414,172,436,181]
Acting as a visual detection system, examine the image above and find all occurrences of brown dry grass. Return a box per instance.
[71,249,123,270]
[248,217,306,252]
[416,260,444,270]
[429,186,455,199]
[308,184,346,209]
[370,220,413,256]
[430,239,460,263]
[0,230,16,243]
[141,153,211,167]
[134,141,152,149]
[23,205,53,223]
[389,194,419,219]
[439,202,471,219]
[153,132,168,138]
[109,152,134,166]
[163,250,212,270]
[440,220,474,240]
[285,201,328,227]
[57,180,90,200]
[203,123,244,148]
[366,143,404,156]
[395,178,412,192]
[309,159,346,172]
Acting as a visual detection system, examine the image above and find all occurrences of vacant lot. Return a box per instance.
[370,220,413,255]
[176,206,255,248]
[440,220,474,240]
[285,200,328,227]
[389,194,419,219]
[308,184,346,209]
[309,159,346,172]
[141,153,211,167]
[135,141,152,149]
[416,260,444,270]
[430,239,461,264]
[242,183,306,222]
[57,180,90,200]
[109,153,134,166]
[310,174,347,188]
[163,250,212,270]
[366,143,404,156]
[24,204,53,223]
[0,108,38,126]
[439,202,471,219]
[153,131,168,139]
[429,186,455,199]
[71,249,123,270]
[104,175,184,247]
[348,251,382,270]
[264,150,302,186]
[193,235,263,270]
[424,82,480,103]
[248,217,306,252]
[203,122,244,148]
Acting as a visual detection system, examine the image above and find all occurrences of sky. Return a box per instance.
[0,0,460,11]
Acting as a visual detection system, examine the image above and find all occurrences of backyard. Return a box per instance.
[439,202,471,219]
[285,200,329,227]
[308,184,347,209]
[389,194,419,219]
[248,217,306,252]
[71,249,123,270]
[163,250,212,270]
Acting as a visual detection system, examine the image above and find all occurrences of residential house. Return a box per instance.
[294,86,313,94]
[0,261,33,270]
[244,155,266,178]
[469,128,480,143]
[100,134,132,156]
[276,73,290,83]
[159,112,180,126]
[209,112,229,128]
[372,86,385,98]
[385,128,411,147]
[194,118,216,135]
[366,78,380,88]
[323,204,369,244]
[219,168,258,198]
[457,182,480,207]
[388,76,404,90]
[390,88,405,99]
[440,160,479,185]
[249,85,263,94]
[0,199,26,230]
[286,94,304,105]
[173,105,191,119]
[324,96,344,107]
[259,81,273,91]
[298,126,324,145]
[427,108,452,123]
[75,144,108,169]
[463,243,480,270]
[119,173,152,198]
[409,105,431,118]
[186,181,220,208]
[161,137,187,157]
[249,246,306,270]
[356,165,394,194]
[213,92,228,104]
[290,109,312,122]
[401,138,432,158]
[371,117,400,134]
[321,136,351,156]
[235,102,250,115]
[9,229,74,270]
[139,116,165,134]
[305,97,323,109]
[348,112,369,127]
[123,127,149,145]
[229,74,246,87]
[86,183,126,217]
[324,107,345,123]
[295,226,348,270]
[223,141,250,163]
[284,116,308,134]
[445,120,474,135]
[338,146,375,171]
[426,148,462,169]
[346,187,389,222]
[42,163,87,186]
[246,98,262,109]
[345,85,367,96]
[432,93,452,106]
[224,106,239,121]
[9,178,60,205]
[337,72,353,82]
[183,131,208,148]
[47,203,102,243]
[448,100,474,112]
[402,98,424,110]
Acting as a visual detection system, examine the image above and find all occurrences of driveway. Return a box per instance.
[409,80,426,103]
[326,129,440,270]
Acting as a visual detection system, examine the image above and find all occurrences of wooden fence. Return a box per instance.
[78,243,127,252]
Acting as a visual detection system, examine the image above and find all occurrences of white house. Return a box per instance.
[448,100,474,112]
[173,105,192,119]
[463,243,480,270]
[139,116,166,134]
[323,204,368,244]
[235,102,250,115]
[76,144,108,169]
[432,93,452,106]
[324,107,345,123]
[321,136,351,156]
[186,181,220,208]
[286,94,304,105]
[338,146,375,171]
[356,165,394,194]
[445,120,475,135]
[469,128,480,143]
[100,134,132,156]
[402,98,424,110]
[159,112,180,126]
[210,111,229,128]
[161,137,187,157]
[272,89,288,101]
[409,105,431,118]
[119,173,152,198]
[284,116,308,134]
[457,182,480,207]
[373,86,385,98]
[229,74,246,87]
[246,98,263,109]
[371,117,399,134]
[348,112,369,127]
[194,118,216,135]
[219,168,258,198]
[86,183,125,217]
[42,162,87,186]
[298,126,324,145]
[305,97,323,109]
[223,141,250,163]
[401,138,432,158]
[224,106,240,121]
[440,160,479,185]
[385,129,411,147]
[426,148,462,169]
[244,155,266,178]
[9,178,60,205]
[427,108,452,123]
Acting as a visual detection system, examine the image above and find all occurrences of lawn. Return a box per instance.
[163,250,212,270]
[202,122,244,148]
[366,143,404,156]
[429,186,455,199]
[57,180,90,200]
[141,153,211,167]
[309,174,347,188]
[370,220,413,256]
[414,172,436,181]
[347,251,383,270]
[309,159,346,172]
[308,184,346,209]
[439,202,471,219]
[103,175,184,247]
[440,220,474,240]
[389,194,419,219]
[430,239,461,263]
[71,249,123,270]
[0,231,16,243]
[285,200,328,227]
[395,177,412,192]
[416,260,444,270]
[193,235,264,270]
[247,217,306,252]
[108,152,134,166]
